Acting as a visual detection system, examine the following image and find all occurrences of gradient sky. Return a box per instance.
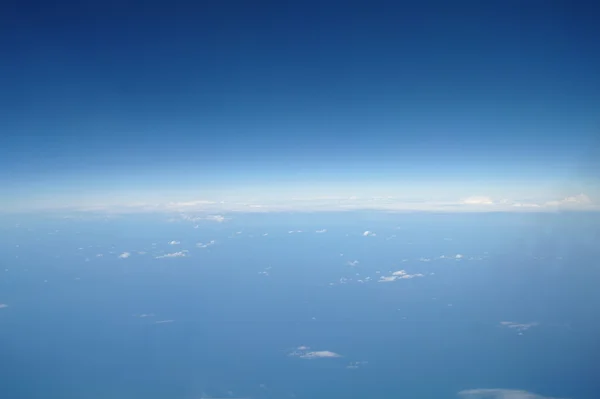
[1,0,599,211]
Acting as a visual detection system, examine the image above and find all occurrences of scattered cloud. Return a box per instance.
[362,230,376,237]
[458,388,566,399]
[168,240,180,245]
[155,251,188,259]
[315,229,327,233]
[118,252,131,259]
[347,260,359,267]
[0,304,8,309]
[455,254,464,259]
[288,230,303,234]
[137,313,155,318]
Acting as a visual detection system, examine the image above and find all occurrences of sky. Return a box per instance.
[1,0,599,212]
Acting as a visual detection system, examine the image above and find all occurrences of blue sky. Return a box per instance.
[1,1,599,212]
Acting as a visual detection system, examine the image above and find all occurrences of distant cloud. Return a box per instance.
[499,321,539,334]
[196,240,216,248]
[455,254,464,259]
[154,319,175,324]
[288,346,342,359]
[0,304,8,309]
[379,270,424,282]
[168,240,180,245]
[137,313,155,318]
[458,388,565,399]
[118,252,131,259]
[315,229,327,233]
[347,260,359,267]
[362,230,376,237]
[155,251,188,259]
[180,214,228,223]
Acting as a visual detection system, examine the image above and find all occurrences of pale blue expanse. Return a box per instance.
[1,212,598,399]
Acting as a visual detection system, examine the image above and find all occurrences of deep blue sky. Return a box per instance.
[1,0,599,210]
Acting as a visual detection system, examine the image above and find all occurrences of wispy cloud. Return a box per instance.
[0,304,8,309]
[155,251,188,259]
[288,346,342,359]
[379,270,425,282]
[168,240,180,245]
[362,230,376,237]
[118,252,130,259]
[196,240,216,248]
[154,319,175,324]
[315,229,327,233]
[499,321,539,334]
[347,260,359,267]
[458,388,566,399]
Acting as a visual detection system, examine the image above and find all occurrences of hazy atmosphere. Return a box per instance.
[1,1,599,398]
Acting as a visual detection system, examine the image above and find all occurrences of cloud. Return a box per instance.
[25,192,598,214]
[155,251,188,259]
[168,240,180,245]
[289,346,342,359]
[154,319,175,324]
[315,229,327,233]
[118,252,131,259]
[499,321,539,334]
[0,304,8,309]
[347,260,359,267]
[362,230,376,237]
[458,389,566,399]
[379,270,425,282]
[196,240,216,248]
[137,313,155,318]
[180,214,228,223]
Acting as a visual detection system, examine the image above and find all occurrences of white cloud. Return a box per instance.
[137,313,155,318]
[379,270,425,282]
[196,240,216,248]
[347,260,359,267]
[288,346,342,359]
[155,251,188,259]
[168,240,180,245]
[315,229,327,233]
[362,230,376,237]
[0,304,8,309]
[26,192,598,214]
[455,254,464,259]
[118,252,130,259]
[458,388,565,399]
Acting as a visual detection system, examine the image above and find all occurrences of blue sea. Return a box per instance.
[1,212,598,399]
